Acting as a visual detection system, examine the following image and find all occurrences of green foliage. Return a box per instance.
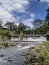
[44,41,49,46]
[34,8,49,35]
[18,22,27,31]
[25,45,49,65]
[33,19,43,28]
[13,25,18,30]
[0,30,11,40]
[1,35,9,41]
[0,30,9,36]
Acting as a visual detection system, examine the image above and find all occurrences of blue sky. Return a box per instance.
[0,0,49,28]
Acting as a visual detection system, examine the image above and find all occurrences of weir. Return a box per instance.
[10,35,47,42]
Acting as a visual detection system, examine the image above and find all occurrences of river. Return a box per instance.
[0,41,45,65]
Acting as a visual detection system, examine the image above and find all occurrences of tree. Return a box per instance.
[5,22,14,30]
[18,22,27,31]
[0,19,2,29]
[13,25,18,30]
[33,19,43,28]
[45,8,49,26]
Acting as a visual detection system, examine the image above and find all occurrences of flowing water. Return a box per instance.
[0,36,47,65]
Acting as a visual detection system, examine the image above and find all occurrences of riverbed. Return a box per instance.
[0,41,44,65]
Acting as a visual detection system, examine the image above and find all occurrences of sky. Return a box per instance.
[0,0,49,28]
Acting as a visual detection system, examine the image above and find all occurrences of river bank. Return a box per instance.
[25,41,49,65]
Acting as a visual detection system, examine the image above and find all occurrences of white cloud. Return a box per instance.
[0,0,29,25]
[19,12,36,29]
[30,13,35,18]
[35,0,49,6]
[15,22,19,26]
[48,4,49,6]
[0,0,29,12]
[40,0,49,3]
[0,5,16,25]
[23,18,35,29]
[40,0,49,6]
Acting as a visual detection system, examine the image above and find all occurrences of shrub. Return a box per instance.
[0,30,9,36]
[25,45,49,65]
[44,41,49,46]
